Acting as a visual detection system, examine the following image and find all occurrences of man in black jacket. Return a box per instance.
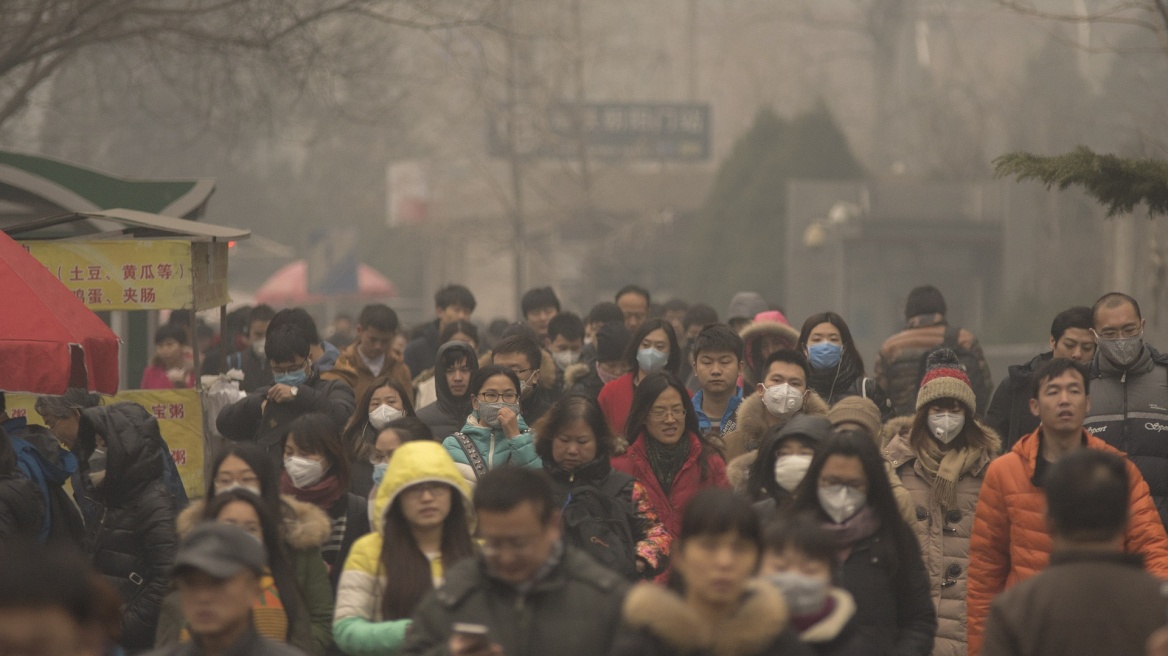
[402,467,627,656]
[985,307,1095,451]
[403,285,476,378]
[216,324,355,469]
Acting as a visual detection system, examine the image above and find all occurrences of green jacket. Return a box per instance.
[440,414,541,483]
[158,497,335,656]
[400,548,628,656]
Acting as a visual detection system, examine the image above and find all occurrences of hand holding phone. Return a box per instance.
[450,623,501,656]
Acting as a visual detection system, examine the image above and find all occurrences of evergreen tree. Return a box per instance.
[994,147,1168,218]
[686,104,862,305]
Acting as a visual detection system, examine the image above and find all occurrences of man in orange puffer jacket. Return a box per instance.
[966,358,1168,656]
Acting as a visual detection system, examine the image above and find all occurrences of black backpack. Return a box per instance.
[917,325,988,414]
[561,472,640,580]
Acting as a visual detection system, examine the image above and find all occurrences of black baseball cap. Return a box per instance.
[173,523,266,579]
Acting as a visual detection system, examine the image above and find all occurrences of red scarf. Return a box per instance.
[280,472,345,510]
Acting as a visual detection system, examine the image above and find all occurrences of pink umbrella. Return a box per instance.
[254,260,397,305]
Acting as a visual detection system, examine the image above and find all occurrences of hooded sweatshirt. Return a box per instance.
[415,342,480,441]
[333,442,474,656]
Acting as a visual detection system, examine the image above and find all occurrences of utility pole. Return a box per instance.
[687,0,698,100]
[503,0,527,313]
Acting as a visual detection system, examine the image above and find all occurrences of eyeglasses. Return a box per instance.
[270,360,308,375]
[1095,325,1142,340]
[648,407,686,421]
[369,450,395,466]
[477,390,519,403]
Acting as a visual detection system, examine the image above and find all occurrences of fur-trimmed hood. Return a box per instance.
[621,580,790,656]
[739,321,800,388]
[177,495,331,550]
[723,392,829,492]
[562,362,592,390]
[882,415,915,450]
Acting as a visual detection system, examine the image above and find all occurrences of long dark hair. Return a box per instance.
[207,443,284,519]
[342,377,417,460]
[797,312,866,377]
[378,483,474,619]
[204,489,306,639]
[624,373,720,480]
[532,395,615,464]
[624,319,682,378]
[791,430,920,568]
[284,413,352,492]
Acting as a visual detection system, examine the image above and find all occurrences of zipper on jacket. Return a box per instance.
[1122,374,1130,451]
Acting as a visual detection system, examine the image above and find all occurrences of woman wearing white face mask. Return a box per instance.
[881,349,999,656]
[792,431,936,656]
[342,377,417,496]
[283,414,372,589]
[169,443,335,654]
[743,415,832,523]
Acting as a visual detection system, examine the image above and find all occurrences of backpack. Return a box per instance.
[917,325,988,413]
[561,472,640,580]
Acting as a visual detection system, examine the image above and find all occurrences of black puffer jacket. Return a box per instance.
[0,473,44,543]
[838,529,936,656]
[985,351,1050,452]
[80,404,178,654]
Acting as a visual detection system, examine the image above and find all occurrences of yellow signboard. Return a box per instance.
[6,389,205,499]
[23,239,230,311]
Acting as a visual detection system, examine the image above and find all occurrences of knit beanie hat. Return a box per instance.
[728,292,768,322]
[596,321,631,363]
[904,285,947,319]
[828,396,883,440]
[916,348,976,411]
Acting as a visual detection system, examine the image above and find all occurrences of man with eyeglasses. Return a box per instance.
[402,467,628,656]
[1083,292,1168,527]
[217,324,356,469]
[491,334,559,425]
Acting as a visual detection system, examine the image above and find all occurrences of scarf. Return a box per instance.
[914,437,985,510]
[280,472,345,511]
[644,433,691,496]
[181,572,287,643]
[807,354,861,403]
[791,595,837,633]
[821,506,881,563]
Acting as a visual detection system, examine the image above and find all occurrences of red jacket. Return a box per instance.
[966,428,1168,656]
[598,373,636,437]
[611,432,730,537]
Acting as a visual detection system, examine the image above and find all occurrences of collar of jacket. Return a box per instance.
[1093,341,1157,378]
[1007,351,1054,389]
[620,579,790,656]
[544,455,611,486]
[1048,549,1144,569]
[436,543,610,607]
[189,626,263,656]
[906,313,946,329]
[1014,427,1090,486]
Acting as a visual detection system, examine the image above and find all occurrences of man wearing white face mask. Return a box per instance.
[723,350,829,490]
[883,349,1000,656]
[1083,292,1168,528]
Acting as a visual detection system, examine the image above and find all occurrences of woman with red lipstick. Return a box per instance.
[535,395,671,580]
[611,373,729,538]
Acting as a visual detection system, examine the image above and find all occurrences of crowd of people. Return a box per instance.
[4,282,1168,656]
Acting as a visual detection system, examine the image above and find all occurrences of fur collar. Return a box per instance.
[177,495,332,549]
[881,416,914,450]
[562,362,592,390]
[727,451,756,495]
[799,588,856,643]
[622,580,789,656]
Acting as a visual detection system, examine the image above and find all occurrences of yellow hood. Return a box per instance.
[372,441,473,533]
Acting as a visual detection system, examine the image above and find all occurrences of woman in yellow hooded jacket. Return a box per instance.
[332,441,475,656]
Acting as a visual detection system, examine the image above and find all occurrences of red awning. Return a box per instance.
[0,231,120,395]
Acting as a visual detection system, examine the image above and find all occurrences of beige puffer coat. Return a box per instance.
[883,425,999,656]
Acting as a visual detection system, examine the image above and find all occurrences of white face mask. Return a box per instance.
[928,412,965,445]
[763,383,805,417]
[216,482,262,496]
[284,456,327,489]
[552,350,581,369]
[773,454,814,492]
[818,484,866,523]
[252,338,266,358]
[368,404,404,430]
